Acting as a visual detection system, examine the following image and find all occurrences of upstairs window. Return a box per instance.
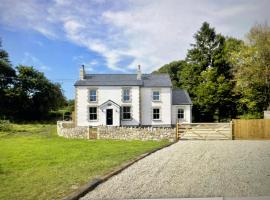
[89,107,97,120]
[152,108,160,120]
[177,108,184,120]
[152,91,160,101]
[122,106,131,120]
[89,89,97,102]
[123,88,131,102]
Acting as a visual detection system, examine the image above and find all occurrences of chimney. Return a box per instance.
[137,64,142,80]
[80,65,85,80]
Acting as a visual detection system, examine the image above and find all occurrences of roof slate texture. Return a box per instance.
[172,89,193,105]
[74,74,172,87]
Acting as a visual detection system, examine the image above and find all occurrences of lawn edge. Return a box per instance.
[62,140,177,200]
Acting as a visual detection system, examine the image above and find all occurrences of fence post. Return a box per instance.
[231,120,234,140]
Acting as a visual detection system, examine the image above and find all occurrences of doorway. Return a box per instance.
[106,109,113,125]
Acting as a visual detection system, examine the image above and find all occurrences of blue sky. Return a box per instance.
[0,0,269,99]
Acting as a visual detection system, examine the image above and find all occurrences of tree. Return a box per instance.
[13,66,66,119]
[153,60,188,88]
[230,23,270,117]
[0,39,17,118]
[181,22,237,121]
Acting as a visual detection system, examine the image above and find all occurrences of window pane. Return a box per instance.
[123,89,130,101]
[90,90,97,101]
[122,106,131,119]
[153,91,160,101]
[178,109,184,119]
[89,107,97,120]
[153,108,160,119]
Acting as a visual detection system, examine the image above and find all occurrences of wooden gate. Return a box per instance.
[176,122,232,140]
[88,127,98,139]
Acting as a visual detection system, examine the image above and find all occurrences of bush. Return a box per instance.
[0,120,12,131]
[239,113,263,119]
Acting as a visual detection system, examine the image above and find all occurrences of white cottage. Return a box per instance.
[74,65,192,127]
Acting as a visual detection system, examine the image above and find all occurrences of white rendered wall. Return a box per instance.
[140,87,172,126]
[171,105,192,124]
[76,86,140,126]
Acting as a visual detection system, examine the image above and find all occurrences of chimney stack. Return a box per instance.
[80,65,85,80]
[137,64,142,80]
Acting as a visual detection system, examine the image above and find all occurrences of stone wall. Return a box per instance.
[97,126,176,142]
[57,121,176,141]
[57,121,88,139]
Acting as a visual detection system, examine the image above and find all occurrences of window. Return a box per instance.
[152,91,160,101]
[177,108,184,120]
[89,89,97,102]
[152,108,160,120]
[89,107,97,120]
[123,88,131,102]
[122,106,131,120]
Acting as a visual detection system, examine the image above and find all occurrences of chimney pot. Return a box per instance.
[137,64,142,80]
[80,65,85,80]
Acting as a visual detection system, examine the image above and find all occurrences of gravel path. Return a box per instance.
[81,141,270,199]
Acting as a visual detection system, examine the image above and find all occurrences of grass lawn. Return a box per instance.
[0,124,169,200]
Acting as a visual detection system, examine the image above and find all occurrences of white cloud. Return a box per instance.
[1,0,269,72]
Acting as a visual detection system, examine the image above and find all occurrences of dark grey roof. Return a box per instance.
[172,89,192,105]
[74,74,172,87]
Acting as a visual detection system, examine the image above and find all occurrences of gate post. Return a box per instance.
[176,122,180,141]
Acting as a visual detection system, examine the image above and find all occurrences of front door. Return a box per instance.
[106,109,113,125]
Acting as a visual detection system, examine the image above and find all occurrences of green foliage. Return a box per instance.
[230,23,270,116]
[0,38,67,121]
[0,120,12,131]
[0,124,169,200]
[182,22,236,121]
[153,60,188,87]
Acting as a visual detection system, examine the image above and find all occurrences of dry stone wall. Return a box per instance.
[98,126,176,142]
[57,121,88,139]
[57,121,176,141]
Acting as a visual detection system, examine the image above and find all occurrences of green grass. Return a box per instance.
[0,124,169,200]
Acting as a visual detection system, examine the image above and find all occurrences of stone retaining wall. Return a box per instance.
[57,121,88,139]
[98,126,175,142]
[57,121,176,141]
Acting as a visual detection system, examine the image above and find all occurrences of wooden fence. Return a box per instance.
[233,119,270,139]
[176,119,270,140]
[176,122,232,140]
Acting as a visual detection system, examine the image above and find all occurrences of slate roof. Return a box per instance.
[74,74,172,87]
[172,89,192,105]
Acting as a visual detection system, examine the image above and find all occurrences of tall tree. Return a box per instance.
[14,66,66,119]
[0,39,17,118]
[181,22,236,121]
[230,23,270,117]
[153,60,188,88]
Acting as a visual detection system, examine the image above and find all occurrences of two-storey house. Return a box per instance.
[74,65,192,127]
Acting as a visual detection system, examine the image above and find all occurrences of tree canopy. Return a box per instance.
[155,22,269,121]
[0,40,66,120]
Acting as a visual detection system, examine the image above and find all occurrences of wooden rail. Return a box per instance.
[176,122,232,140]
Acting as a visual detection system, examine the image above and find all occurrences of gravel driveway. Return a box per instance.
[81,141,270,199]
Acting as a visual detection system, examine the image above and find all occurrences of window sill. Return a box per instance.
[152,119,161,121]
[152,100,161,102]
[122,119,132,121]
[89,120,98,122]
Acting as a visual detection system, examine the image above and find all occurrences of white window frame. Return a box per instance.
[89,89,97,102]
[122,106,132,120]
[122,88,131,102]
[177,108,185,120]
[152,90,160,101]
[89,106,98,121]
[152,107,161,121]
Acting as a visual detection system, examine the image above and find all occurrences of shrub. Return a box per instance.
[0,120,12,131]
